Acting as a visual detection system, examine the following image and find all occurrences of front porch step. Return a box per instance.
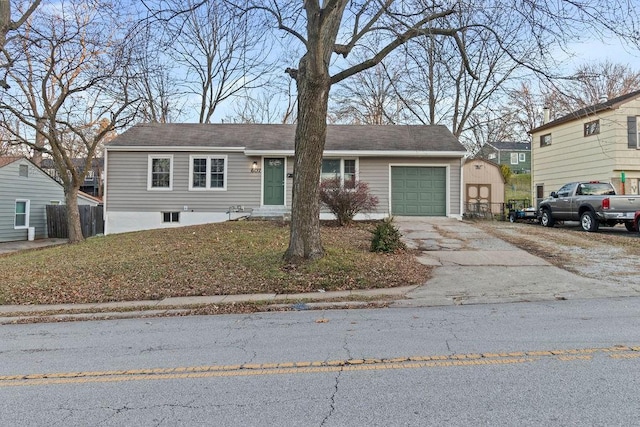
[250,206,291,221]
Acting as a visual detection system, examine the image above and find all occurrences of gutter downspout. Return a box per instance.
[459,156,467,220]
[103,148,108,235]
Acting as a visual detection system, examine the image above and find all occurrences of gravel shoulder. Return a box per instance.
[471,220,640,286]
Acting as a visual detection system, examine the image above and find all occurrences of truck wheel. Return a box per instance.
[625,221,635,232]
[509,212,516,223]
[540,209,554,227]
[580,211,599,232]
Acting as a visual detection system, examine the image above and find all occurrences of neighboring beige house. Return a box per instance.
[530,90,640,204]
[462,158,505,217]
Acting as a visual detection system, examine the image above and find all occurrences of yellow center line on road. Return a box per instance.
[1,345,638,388]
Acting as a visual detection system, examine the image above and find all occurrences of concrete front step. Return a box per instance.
[250,206,291,220]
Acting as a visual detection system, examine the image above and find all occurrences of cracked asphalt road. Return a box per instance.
[1,297,639,426]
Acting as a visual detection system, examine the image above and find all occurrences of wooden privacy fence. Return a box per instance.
[46,205,104,239]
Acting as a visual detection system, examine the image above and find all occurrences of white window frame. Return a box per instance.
[518,153,525,162]
[637,116,640,149]
[147,155,174,191]
[189,155,228,191]
[488,153,497,160]
[321,158,359,187]
[510,153,518,165]
[14,199,30,229]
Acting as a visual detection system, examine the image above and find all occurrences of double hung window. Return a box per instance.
[321,158,357,188]
[190,155,227,190]
[15,200,29,228]
[148,155,173,190]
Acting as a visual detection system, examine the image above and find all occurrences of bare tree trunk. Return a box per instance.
[284,57,330,262]
[64,184,83,243]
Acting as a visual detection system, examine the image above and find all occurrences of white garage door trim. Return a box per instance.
[388,163,450,216]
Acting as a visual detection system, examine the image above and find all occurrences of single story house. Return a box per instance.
[104,124,468,234]
[529,89,640,204]
[0,156,100,242]
[462,158,505,217]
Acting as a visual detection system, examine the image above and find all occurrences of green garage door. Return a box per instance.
[391,166,447,216]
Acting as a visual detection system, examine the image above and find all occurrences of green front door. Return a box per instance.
[264,158,285,205]
[391,166,447,216]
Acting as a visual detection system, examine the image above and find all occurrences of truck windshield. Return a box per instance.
[578,183,616,196]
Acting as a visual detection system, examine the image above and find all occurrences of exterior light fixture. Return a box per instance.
[251,161,261,173]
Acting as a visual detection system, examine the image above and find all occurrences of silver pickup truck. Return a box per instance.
[538,181,640,232]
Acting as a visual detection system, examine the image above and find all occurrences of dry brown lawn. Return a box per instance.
[0,221,431,306]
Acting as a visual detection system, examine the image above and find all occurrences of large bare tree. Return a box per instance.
[245,2,476,262]
[169,0,640,263]
[0,0,141,243]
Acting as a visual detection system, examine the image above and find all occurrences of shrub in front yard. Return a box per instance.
[319,177,379,226]
[370,217,405,253]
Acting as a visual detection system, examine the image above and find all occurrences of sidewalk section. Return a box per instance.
[0,286,417,324]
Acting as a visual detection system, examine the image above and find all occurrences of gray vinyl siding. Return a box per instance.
[358,157,461,216]
[0,159,65,242]
[106,151,263,212]
[106,151,463,217]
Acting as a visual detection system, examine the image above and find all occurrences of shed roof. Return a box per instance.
[107,123,466,154]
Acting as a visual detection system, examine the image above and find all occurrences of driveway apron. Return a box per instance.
[392,217,640,307]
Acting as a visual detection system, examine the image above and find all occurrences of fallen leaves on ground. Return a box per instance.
[0,221,431,305]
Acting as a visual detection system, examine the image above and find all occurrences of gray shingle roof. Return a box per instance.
[487,141,531,151]
[107,123,465,153]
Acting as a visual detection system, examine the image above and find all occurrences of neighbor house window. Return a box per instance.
[162,212,180,223]
[540,133,552,147]
[148,155,173,190]
[18,164,28,177]
[584,120,600,136]
[488,153,497,160]
[510,153,518,165]
[15,200,29,228]
[519,153,525,162]
[321,158,357,187]
[189,155,227,190]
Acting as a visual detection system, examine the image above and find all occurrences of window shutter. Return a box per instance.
[628,116,638,148]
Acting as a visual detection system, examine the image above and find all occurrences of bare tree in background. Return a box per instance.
[331,58,406,125]
[0,0,141,243]
[129,22,186,123]
[542,61,640,118]
[0,0,40,84]
[497,61,640,143]
[158,0,274,124]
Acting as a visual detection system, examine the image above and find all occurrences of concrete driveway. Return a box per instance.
[0,238,67,255]
[393,217,640,306]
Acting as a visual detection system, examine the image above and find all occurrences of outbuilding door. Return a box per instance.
[391,166,446,216]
